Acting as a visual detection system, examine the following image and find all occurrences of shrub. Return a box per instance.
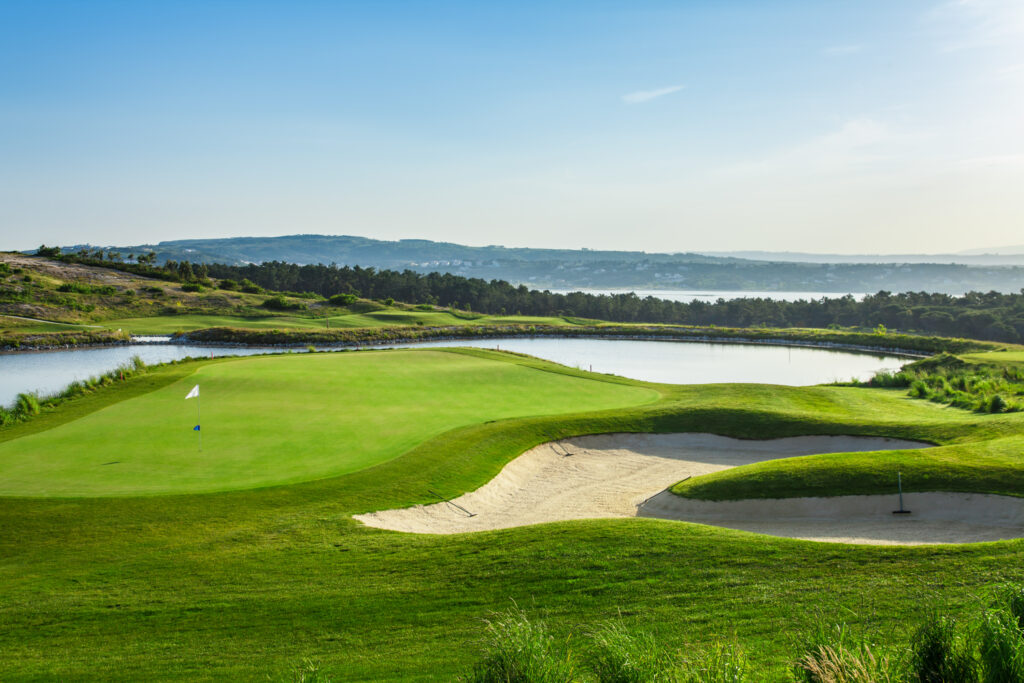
[262,295,305,311]
[240,279,263,294]
[909,380,932,399]
[181,283,203,293]
[461,607,579,683]
[587,621,677,682]
[328,293,358,306]
[56,282,115,295]
[218,279,239,290]
[987,394,1007,414]
[383,297,395,306]
[909,615,978,683]
[57,282,85,293]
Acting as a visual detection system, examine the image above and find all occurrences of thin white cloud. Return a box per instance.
[621,85,684,104]
[823,44,864,56]
[954,153,1024,169]
[717,118,922,178]
[927,0,1024,51]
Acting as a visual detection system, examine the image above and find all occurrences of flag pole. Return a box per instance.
[197,392,202,452]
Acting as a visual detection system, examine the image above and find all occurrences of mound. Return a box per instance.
[354,433,934,541]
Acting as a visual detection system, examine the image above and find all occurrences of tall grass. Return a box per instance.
[586,621,678,682]
[678,642,750,683]
[459,591,1024,682]
[908,615,978,683]
[978,586,1024,683]
[461,606,581,683]
[850,354,1024,413]
[978,610,1024,682]
[797,644,899,683]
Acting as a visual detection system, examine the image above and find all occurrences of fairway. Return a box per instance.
[0,349,657,496]
[99,311,587,334]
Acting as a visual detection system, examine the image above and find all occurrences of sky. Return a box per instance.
[1,0,1023,254]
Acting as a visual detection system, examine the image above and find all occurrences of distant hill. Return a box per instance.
[52,234,1024,294]
[956,245,1024,257]
[702,250,1024,265]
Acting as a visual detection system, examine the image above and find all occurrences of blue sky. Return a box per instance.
[1,0,1022,253]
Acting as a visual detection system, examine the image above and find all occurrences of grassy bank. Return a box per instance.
[183,322,1005,356]
[0,327,130,350]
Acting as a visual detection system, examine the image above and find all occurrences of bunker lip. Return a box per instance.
[349,432,1021,545]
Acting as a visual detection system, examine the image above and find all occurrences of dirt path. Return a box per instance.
[351,433,1007,545]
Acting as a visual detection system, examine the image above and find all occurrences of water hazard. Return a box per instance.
[0,336,910,407]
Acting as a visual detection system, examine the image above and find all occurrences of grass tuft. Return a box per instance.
[679,641,751,683]
[909,614,978,683]
[461,606,580,683]
[587,621,678,682]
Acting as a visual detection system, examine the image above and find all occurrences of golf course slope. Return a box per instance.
[355,432,1023,544]
[7,345,1024,679]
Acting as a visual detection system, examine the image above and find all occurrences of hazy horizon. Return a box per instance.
[2,1,1022,254]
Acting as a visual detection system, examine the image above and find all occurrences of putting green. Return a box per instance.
[0,349,657,497]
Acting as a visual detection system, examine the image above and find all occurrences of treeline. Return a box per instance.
[39,251,1024,343]
[203,261,1024,343]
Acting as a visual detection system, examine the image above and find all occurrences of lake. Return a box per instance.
[546,289,869,303]
[0,337,910,408]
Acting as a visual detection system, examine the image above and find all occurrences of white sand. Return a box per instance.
[348,432,1023,545]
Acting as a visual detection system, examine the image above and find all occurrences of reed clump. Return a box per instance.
[0,355,147,428]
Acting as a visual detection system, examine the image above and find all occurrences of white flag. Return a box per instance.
[185,385,199,399]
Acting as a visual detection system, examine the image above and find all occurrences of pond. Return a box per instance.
[0,336,910,408]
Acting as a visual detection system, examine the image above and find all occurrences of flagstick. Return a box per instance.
[197,393,202,452]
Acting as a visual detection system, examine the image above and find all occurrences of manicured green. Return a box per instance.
[0,349,657,496]
[4,349,1024,680]
[963,350,1024,366]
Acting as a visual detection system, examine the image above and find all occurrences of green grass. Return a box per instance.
[0,315,101,332]
[669,352,1024,502]
[4,349,1024,679]
[671,434,1024,501]
[962,350,1024,366]
[99,310,588,334]
[0,349,657,496]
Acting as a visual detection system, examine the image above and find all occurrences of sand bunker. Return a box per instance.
[355,432,1024,544]
[638,490,1024,545]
